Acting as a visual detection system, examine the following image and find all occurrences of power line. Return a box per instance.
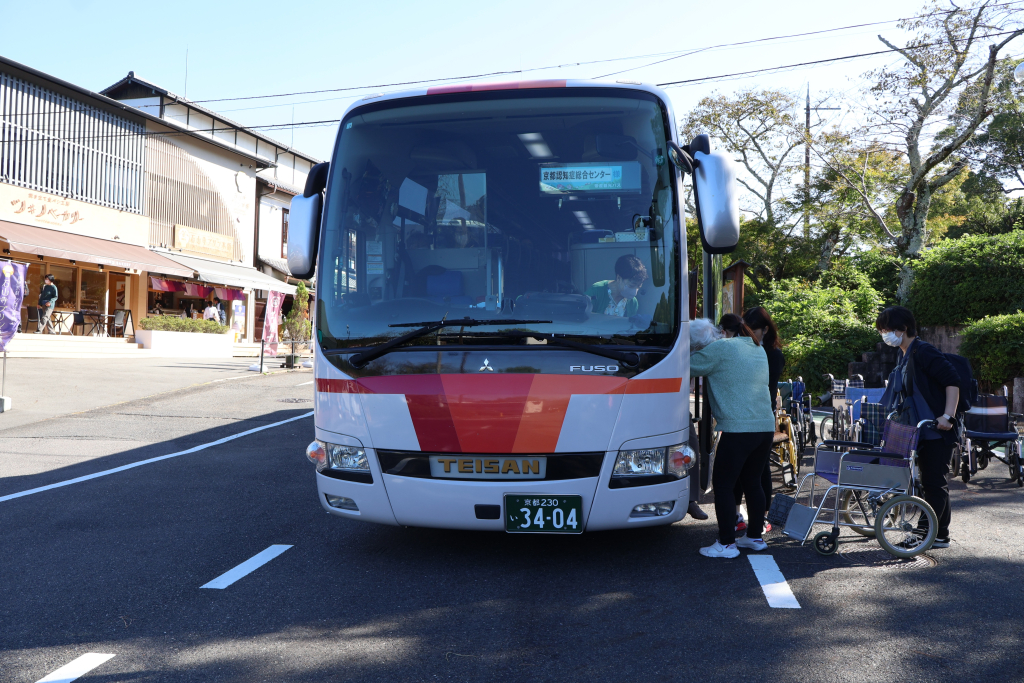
[180,0,1024,107]
[656,29,1023,88]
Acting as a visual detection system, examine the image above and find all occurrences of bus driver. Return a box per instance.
[586,254,647,318]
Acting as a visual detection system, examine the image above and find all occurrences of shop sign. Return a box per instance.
[8,193,84,228]
[174,225,234,260]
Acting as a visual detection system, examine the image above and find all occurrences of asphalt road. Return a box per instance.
[1,369,1022,682]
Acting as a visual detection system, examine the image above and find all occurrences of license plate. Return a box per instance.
[504,494,583,533]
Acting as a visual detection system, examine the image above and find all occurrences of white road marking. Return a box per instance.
[35,653,115,683]
[748,555,801,609]
[200,545,293,589]
[295,380,314,386]
[0,412,313,504]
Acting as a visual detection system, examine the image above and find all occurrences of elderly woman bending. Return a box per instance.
[689,314,776,558]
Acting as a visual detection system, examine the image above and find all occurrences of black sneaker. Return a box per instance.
[895,534,925,550]
[931,537,950,548]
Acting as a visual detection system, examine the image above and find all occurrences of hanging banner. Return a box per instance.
[183,282,212,298]
[149,277,184,293]
[262,290,284,357]
[0,261,27,351]
[214,287,246,301]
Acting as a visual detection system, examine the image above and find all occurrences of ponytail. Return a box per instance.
[719,313,760,345]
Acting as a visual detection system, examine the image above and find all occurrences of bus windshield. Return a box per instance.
[317,90,681,352]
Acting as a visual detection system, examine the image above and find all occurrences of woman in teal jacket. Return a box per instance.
[690,314,776,558]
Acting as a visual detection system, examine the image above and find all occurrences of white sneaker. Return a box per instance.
[735,535,768,551]
[699,541,740,558]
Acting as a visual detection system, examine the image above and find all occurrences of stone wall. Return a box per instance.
[849,342,899,388]
[918,325,965,355]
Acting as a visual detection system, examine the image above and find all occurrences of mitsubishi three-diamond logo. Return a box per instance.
[479,358,494,372]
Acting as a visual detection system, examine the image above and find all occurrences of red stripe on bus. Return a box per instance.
[427,79,567,95]
[316,374,681,453]
[624,378,683,394]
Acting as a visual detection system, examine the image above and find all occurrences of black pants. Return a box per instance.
[712,431,774,544]
[733,460,773,516]
[916,438,952,538]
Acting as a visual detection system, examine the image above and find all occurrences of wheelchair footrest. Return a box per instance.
[767,494,795,527]
[783,503,818,542]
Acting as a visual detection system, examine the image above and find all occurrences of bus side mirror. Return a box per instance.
[691,149,740,254]
[288,162,329,280]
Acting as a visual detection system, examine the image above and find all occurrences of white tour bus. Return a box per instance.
[290,79,739,533]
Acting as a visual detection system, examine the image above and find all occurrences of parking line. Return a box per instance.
[0,412,313,504]
[748,555,801,609]
[200,545,293,589]
[295,380,314,386]
[35,653,115,683]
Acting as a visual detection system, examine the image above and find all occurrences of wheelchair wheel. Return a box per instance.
[1008,444,1023,486]
[977,449,990,470]
[838,490,876,537]
[961,460,971,484]
[813,530,839,555]
[819,416,833,442]
[874,495,937,559]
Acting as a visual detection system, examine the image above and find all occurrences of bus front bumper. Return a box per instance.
[315,468,690,531]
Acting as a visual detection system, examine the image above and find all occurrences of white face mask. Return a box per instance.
[881,330,903,347]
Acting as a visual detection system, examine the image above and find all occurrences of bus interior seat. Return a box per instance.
[426,270,473,307]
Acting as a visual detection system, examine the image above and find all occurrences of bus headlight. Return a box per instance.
[613,448,665,476]
[613,443,693,479]
[323,442,369,472]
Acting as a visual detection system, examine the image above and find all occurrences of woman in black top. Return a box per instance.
[732,307,785,533]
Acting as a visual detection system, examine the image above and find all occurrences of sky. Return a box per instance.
[3,0,1020,161]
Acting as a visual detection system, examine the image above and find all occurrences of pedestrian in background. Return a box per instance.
[203,300,220,321]
[732,306,785,534]
[877,306,959,548]
[214,297,227,325]
[35,274,58,334]
[689,313,776,558]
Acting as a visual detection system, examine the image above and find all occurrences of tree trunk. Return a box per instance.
[894,186,934,302]
[816,229,839,272]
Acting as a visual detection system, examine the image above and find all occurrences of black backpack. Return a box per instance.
[906,347,976,415]
[942,353,976,414]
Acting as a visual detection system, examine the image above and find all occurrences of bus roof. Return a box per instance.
[338,79,677,134]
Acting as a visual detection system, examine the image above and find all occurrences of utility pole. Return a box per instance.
[804,84,840,238]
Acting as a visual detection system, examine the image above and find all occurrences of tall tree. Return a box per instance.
[680,89,818,227]
[960,57,1024,192]
[839,1,1023,260]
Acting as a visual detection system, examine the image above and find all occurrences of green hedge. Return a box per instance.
[907,231,1024,326]
[959,313,1024,388]
[748,278,881,397]
[138,317,228,334]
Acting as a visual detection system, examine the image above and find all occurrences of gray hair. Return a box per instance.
[689,318,723,352]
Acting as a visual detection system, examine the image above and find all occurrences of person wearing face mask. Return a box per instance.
[690,313,776,558]
[877,306,960,549]
[586,255,647,318]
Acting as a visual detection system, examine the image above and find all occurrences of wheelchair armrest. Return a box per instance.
[819,439,872,449]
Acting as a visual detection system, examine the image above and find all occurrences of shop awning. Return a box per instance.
[0,220,193,278]
[155,252,296,295]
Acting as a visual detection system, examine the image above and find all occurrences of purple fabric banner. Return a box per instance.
[0,261,28,352]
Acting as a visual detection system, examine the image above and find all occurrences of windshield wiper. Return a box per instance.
[499,331,640,368]
[347,317,553,368]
